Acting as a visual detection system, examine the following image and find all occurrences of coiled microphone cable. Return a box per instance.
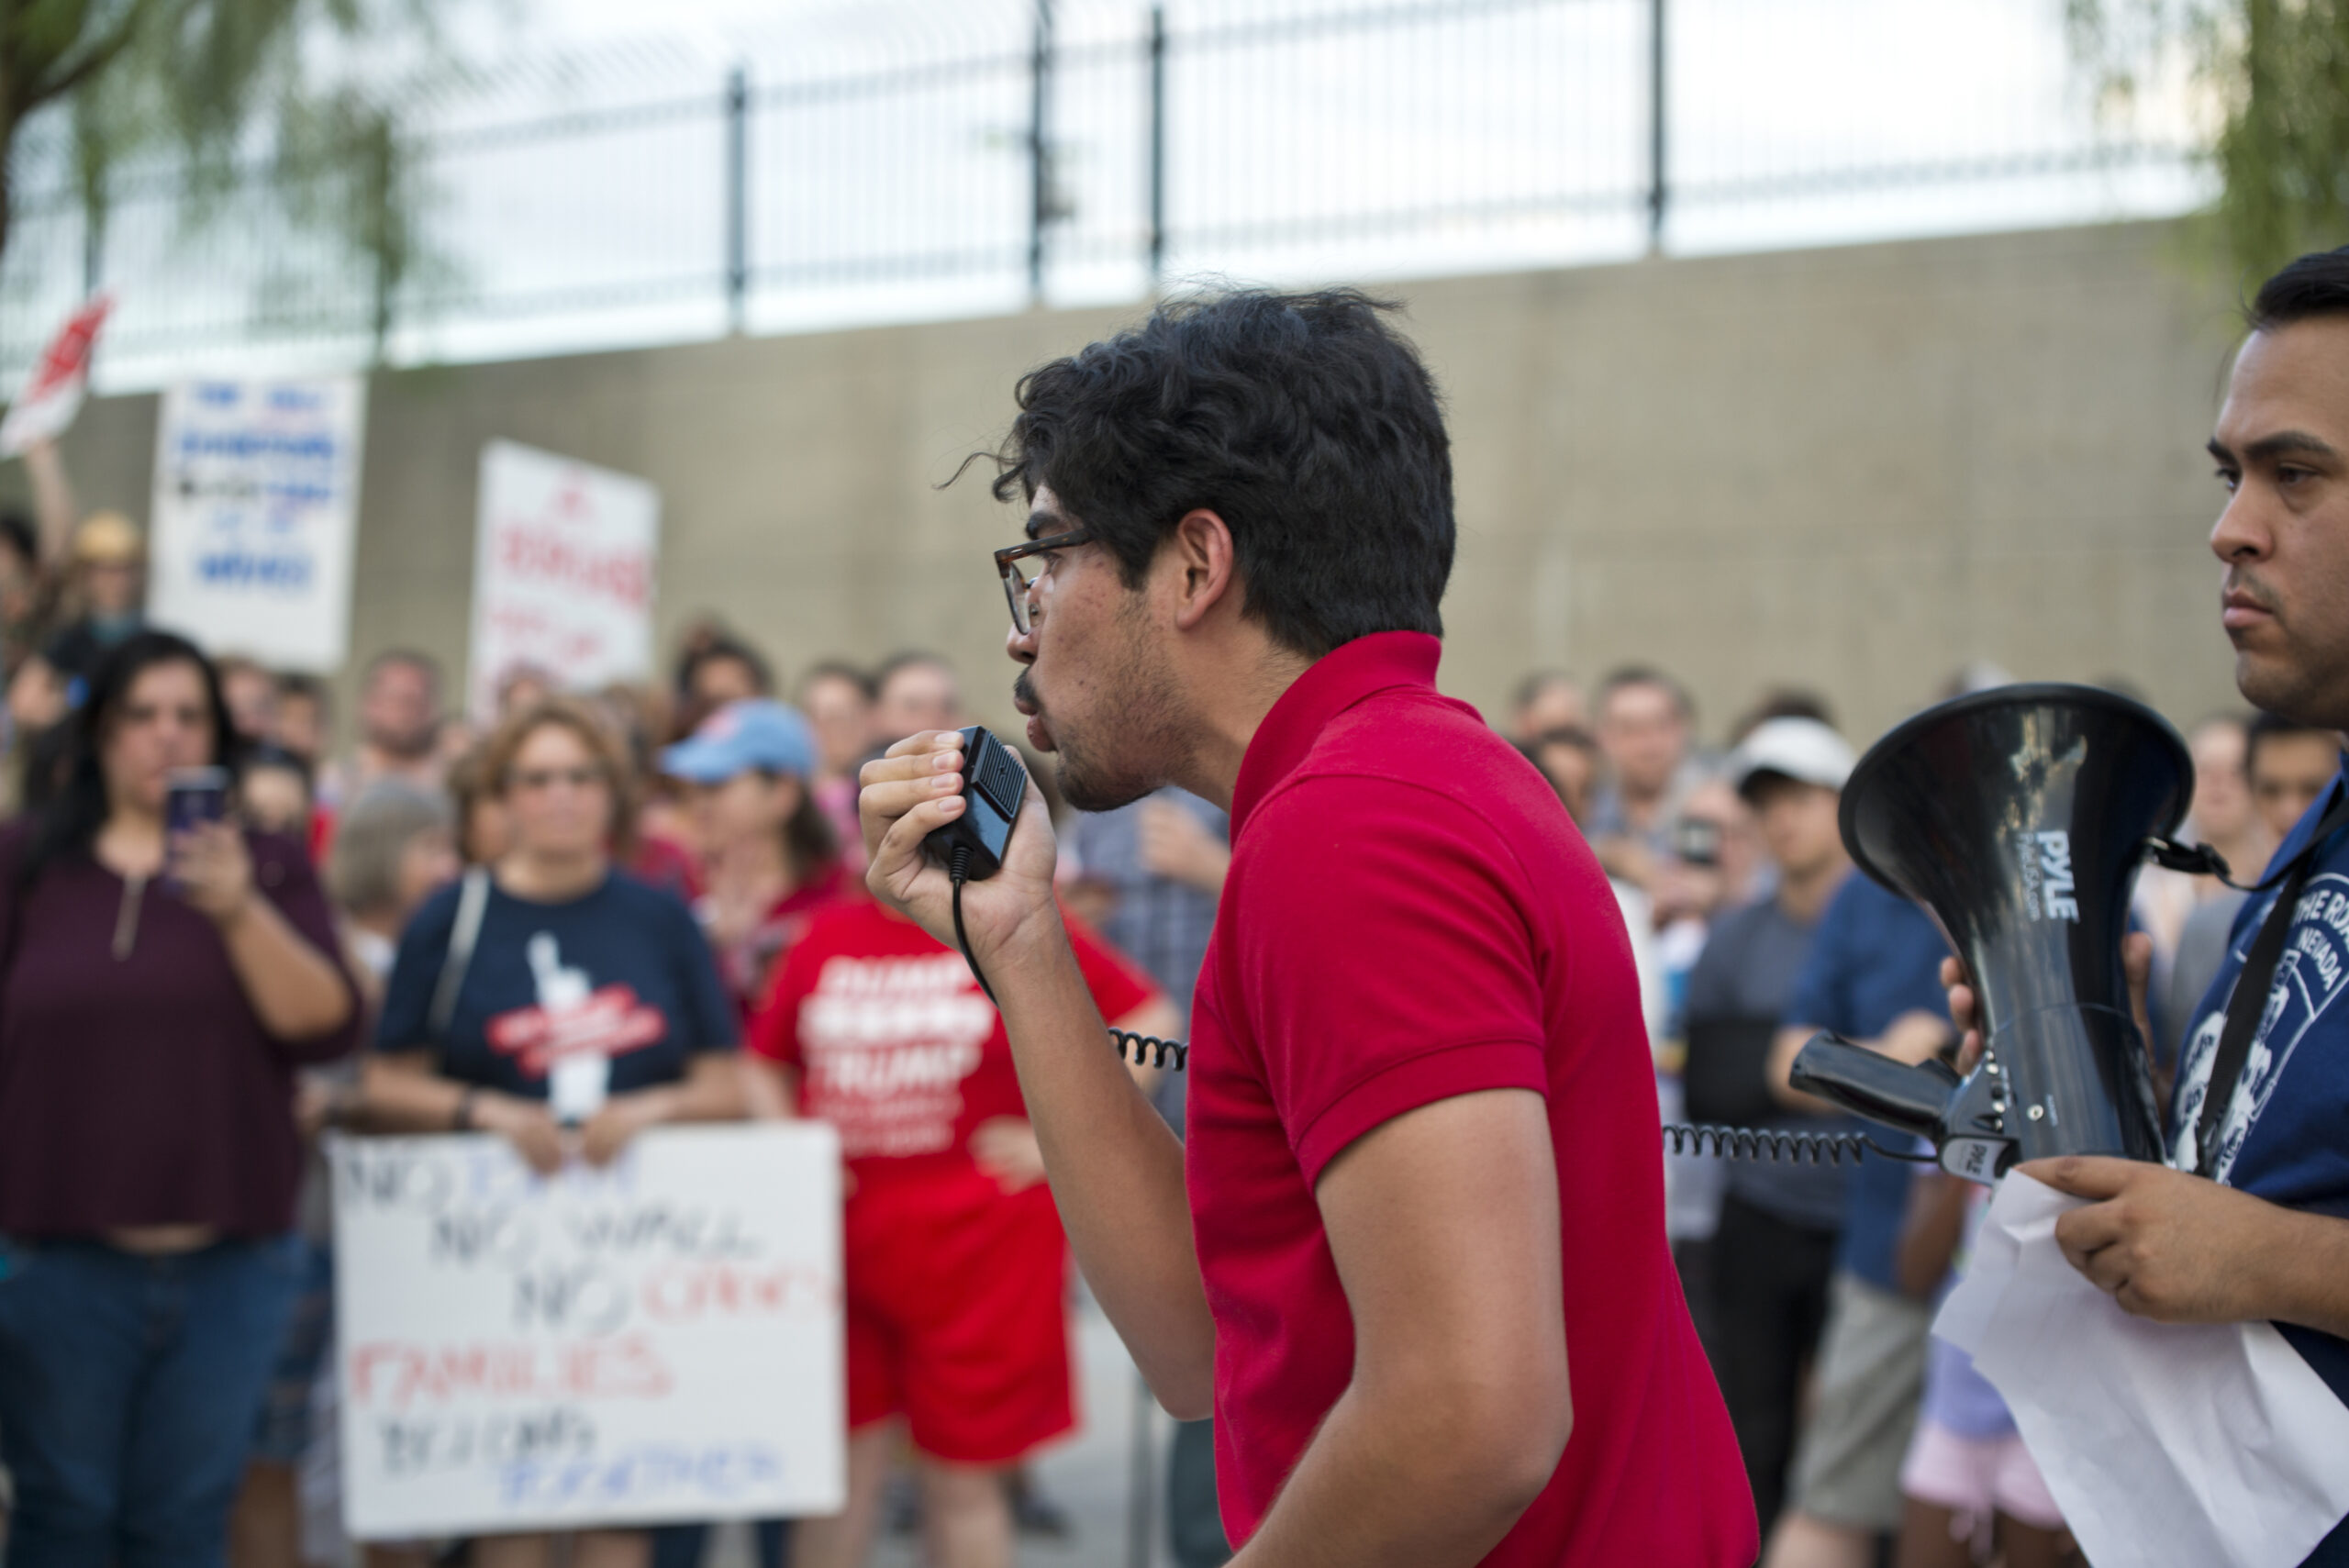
[955,868,1919,1159]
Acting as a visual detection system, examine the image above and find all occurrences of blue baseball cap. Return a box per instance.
[661,699,818,784]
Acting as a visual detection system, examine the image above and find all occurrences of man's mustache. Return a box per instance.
[2225,571,2282,615]
[1014,672,1041,713]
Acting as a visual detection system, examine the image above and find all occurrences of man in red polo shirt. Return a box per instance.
[861,288,1754,1566]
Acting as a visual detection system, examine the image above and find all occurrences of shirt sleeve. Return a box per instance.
[1236,777,1551,1186]
[250,832,367,1064]
[1063,906,1160,1026]
[376,884,460,1054]
[665,895,740,1052]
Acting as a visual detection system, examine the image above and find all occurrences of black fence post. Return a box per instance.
[1647,0,1667,254]
[1148,6,1167,288]
[1030,1,1054,306]
[726,63,750,334]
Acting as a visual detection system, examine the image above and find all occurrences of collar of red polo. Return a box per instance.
[1230,630,1443,838]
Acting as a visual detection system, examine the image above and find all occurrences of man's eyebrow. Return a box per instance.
[2231,430,2343,465]
[1025,508,1071,541]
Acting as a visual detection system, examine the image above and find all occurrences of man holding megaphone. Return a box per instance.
[1942,248,2349,1564]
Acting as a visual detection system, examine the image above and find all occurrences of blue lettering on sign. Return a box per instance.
[495,1444,783,1509]
[195,383,241,406]
[267,385,325,411]
[196,551,313,589]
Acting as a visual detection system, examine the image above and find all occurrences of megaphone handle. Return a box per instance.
[1787,1031,1961,1141]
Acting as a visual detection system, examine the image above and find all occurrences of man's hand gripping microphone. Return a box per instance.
[918,728,1186,1070]
[924,726,1028,1002]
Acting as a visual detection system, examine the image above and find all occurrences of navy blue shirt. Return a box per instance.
[377,872,737,1096]
[2175,773,2349,1406]
[1783,873,1952,1291]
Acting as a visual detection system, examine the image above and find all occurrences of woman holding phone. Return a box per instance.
[0,629,362,1568]
[363,697,743,1568]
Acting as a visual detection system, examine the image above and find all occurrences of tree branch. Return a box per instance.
[20,0,153,117]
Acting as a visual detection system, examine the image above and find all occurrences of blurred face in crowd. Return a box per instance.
[220,664,278,741]
[273,690,327,762]
[801,673,874,779]
[500,722,614,864]
[362,659,440,762]
[2188,718,2255,845]
[497,669,553,722]
[1515,676,1586,742]
[395,826,461,920]
[874,659,962,743]
[83,558,140,619]
[1597,680,1688,799]
[2249,729,2339,841]
[1746,773,1844,882]
[688,767,800,855]
[1531,735,1599,825]
[2210,317,2349,730]
[690,653,764,713]
[240,762,312,839]
[103,660,216,819]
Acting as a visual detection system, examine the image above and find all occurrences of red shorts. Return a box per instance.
[843,1166,1074,1466]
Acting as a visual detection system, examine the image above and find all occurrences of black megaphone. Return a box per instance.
[1788,684,2191,1182]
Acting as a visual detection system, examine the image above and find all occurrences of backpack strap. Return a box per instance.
[428,867,491,1040]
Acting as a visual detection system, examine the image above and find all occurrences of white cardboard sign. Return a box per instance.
[146,376,367,673]
[469,439,660,718]
[331,1126,844,1540]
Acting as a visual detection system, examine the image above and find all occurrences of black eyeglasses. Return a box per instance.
[995,526,1098,635]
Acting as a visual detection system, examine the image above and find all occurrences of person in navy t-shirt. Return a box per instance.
[1763,873,1953,1564]
[361,699,744,1568]
[1948,248,2349,1568]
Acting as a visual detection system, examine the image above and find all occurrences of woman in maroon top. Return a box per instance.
[0,630,362,1568]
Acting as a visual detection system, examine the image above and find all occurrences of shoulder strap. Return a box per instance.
[2194,784,2349,1178]
[428,868,491,1040]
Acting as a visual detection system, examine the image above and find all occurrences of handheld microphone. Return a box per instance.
[924,726,1028,882]
[923,727,1028,1004]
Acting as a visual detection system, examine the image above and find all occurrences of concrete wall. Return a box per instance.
[17,219,2253,751]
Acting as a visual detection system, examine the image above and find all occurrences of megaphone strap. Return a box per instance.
[2195,782,2349,1179]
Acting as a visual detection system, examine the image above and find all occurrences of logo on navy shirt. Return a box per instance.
[2173,871,2349,1181]
[484,932,667,1080]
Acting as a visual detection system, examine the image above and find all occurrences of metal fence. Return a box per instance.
[0,0,2211,388]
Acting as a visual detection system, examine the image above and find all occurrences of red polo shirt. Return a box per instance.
[1185,632,1754,1565]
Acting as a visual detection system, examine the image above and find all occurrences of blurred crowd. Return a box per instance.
[0,431,2282,1568]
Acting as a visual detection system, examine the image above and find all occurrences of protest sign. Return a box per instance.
[146,377,367,672]
[0,295,111,457]
[469,439,659,717]
[332,1125,844,1539]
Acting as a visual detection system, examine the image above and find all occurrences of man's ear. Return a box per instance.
[1167,508,1239,631]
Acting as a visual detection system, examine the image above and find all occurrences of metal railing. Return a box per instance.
[0,0,2211,387]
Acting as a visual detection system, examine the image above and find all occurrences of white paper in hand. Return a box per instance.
[1935,1172,2349,1568]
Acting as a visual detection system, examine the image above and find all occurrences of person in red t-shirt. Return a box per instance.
[857,289,1755,1567]
[748,897,1174,1568]
[662,698,855,1024]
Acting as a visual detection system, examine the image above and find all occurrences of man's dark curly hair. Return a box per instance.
[987,287,1453,659]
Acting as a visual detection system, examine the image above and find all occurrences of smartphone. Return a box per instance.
[1671,814,1723,870]
[164,766,230,889]
[164,766,231,837]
